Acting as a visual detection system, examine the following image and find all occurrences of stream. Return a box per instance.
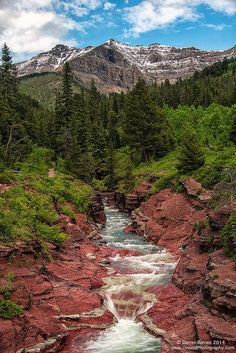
[85,204,177,353]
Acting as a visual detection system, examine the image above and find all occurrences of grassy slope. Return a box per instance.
[132,145,236,195]
[133,151,178,193]
[19,73,81,107]
[0,147,92,247]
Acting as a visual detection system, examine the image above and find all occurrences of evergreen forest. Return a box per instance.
[0,43,235,250]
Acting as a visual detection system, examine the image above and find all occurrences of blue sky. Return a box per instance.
[0,0,235,61]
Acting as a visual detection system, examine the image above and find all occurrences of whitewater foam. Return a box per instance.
[85,318,161,353]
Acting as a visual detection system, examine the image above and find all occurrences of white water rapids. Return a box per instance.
[85,205,176,353]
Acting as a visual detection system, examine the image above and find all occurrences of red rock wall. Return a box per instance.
[0,212,127,353]
[129,183,236,352]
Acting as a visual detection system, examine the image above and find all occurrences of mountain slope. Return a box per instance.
[17,40,236,93]
[19,73,81,107]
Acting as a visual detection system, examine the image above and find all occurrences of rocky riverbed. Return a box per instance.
[0,179,235,353]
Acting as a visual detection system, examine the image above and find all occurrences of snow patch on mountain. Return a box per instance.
[17,44,94,76]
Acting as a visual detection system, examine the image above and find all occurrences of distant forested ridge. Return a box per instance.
[149,58,236,108]
[0,44,236,193]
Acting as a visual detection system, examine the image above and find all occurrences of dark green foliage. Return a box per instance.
[0,43,18,98]
[0,300,23,319]
[0,272,15,299]
[221,216,236,258]
[229,114,236,144]
[178,126,205,173]
[124,79,174,163]
[113,147,135,193]
[150,58,236,108]
[62,62,73,119]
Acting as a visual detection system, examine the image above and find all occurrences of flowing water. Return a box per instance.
[85,205,176,353]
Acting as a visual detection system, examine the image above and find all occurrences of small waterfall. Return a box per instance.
[85,318,161,353]
[85,205,176,353]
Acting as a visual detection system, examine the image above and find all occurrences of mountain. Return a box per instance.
[17,40,236,93]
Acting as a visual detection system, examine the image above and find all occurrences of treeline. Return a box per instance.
[0,45,174,186]
[149,58,236,108]
[0,44,236,191]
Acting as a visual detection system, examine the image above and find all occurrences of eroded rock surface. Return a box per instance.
[128,180,236,352]
[0,212,126,353]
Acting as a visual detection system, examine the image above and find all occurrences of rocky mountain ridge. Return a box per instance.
[17,40,236,92]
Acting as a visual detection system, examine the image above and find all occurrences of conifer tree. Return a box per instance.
[55,63,74,157]
[86,80,106,177]
[124,79,173,162]
[178,126,205,172]
[62,62,73,121]
[0,43,18,98]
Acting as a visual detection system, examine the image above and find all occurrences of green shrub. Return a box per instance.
[36,224,68,246]
[0,215,16,243]
[177,126,205,173]
[30,175,92,213]
[6,272,15,283]
[221,216,236,258]
[0,282,13,299]
[113,147,135,193]
[0,170,16,184]
[92,178,107,192]
[20,145,54,174]
[56,157,66,173]
[194,165,223,188]
[0,150,92,247]
[151,171,177,193]
[60,204,76,218]
[0,300,23,319]
[0,272,15,299]
[193,220,209,232]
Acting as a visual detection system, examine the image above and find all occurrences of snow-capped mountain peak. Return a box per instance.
[17,40,236,92]
[17,44,95,76]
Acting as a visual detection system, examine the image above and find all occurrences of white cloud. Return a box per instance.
[203,23,231,31]
[0,0,79,60]
[59,0,104,17]
[104,2,116,11]
[123,0,236,37]
[0,0,110,60]
[207,0,236,15]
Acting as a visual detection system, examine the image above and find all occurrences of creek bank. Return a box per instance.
[124,179,236,352]
[0,202,137,353]
[88,192,107,225]
[106,181,152,212]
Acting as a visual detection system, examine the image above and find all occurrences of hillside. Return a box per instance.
[19,73,81,107]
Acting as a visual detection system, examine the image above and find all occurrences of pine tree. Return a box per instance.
[62,62,73,121]
[178,126,205,172]
[86,80,106,177]
[0,43,18,98]
[124,79,174,162]
[55,63,74,157]
[124,79,154,162]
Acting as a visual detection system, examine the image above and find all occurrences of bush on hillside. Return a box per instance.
[0,300,23,319]
[221,216,236,259]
